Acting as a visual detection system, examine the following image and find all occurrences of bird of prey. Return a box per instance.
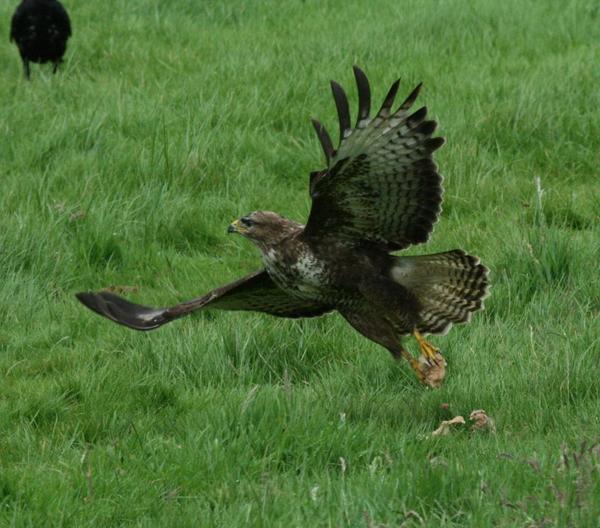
[77,66,489,387]
[10,0,72,80]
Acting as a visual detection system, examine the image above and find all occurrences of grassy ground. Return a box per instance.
[1,0,599,525]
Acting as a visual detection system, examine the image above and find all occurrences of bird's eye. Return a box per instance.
[240,217,254,227]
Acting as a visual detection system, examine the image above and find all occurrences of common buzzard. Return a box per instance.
[77,66,489,387]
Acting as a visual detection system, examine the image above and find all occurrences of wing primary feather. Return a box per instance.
[397,82,423,112]
[77,271,333,330]
[76,291,170,330]
[378,78,400,117]
[407,106,428,127]
[424,137,445,152]
[413,120,437,136]
[309,170,327,195]
[311,119,334,163]
[304,68,446,251]
[330,80,351,142]
[352,65,371,124]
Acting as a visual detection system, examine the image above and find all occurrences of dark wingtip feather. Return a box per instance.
[398,82,423,112]
[311,118,334,163]
[424,137,445,152]
[378,78,400,116]
[76,291,167,331]
[352,65,371,124]
[413,120,437,136]
[407,106,428,127]
[76,292,108,319]
[330,80,351,142]
[309,169,327,196]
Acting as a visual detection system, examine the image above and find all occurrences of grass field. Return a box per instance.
[1,0,600,525]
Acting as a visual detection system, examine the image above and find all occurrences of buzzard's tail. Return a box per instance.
[391,249,489,335]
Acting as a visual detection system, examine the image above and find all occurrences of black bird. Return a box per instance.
[10,0,72,79]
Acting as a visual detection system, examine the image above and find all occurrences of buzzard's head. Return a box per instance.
[228,211,301,246]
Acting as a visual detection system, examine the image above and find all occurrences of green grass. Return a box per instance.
[1,0,599,525]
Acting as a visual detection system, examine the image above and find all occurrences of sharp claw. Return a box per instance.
[403,343,445,387]
[413,330,439,355]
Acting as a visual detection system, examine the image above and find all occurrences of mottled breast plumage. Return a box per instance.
[261,242,330,301]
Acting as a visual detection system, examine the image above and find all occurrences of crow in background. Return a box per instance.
[10,0,72,79]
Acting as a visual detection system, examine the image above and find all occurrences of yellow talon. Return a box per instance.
[413,329,440,363]
[397,338,446,388]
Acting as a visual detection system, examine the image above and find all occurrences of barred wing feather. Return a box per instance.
[76,270,332,331]
[305,66,445,251]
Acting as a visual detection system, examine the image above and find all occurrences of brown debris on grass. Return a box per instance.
[432,409,496,437]
[469,409,496,433]
[432,415,465,436]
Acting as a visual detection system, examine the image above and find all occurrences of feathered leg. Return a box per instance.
[340,309,445,388]
[389,346,426,384]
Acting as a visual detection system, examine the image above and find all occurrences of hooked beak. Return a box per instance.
[227,219,242,234]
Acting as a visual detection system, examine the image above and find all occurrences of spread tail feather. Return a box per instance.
[391,249,489,335]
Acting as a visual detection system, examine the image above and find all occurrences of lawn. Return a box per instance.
[1,0,599,525]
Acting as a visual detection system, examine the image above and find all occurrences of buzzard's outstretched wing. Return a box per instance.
[76,270,332,331]
[304,66,445,251]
